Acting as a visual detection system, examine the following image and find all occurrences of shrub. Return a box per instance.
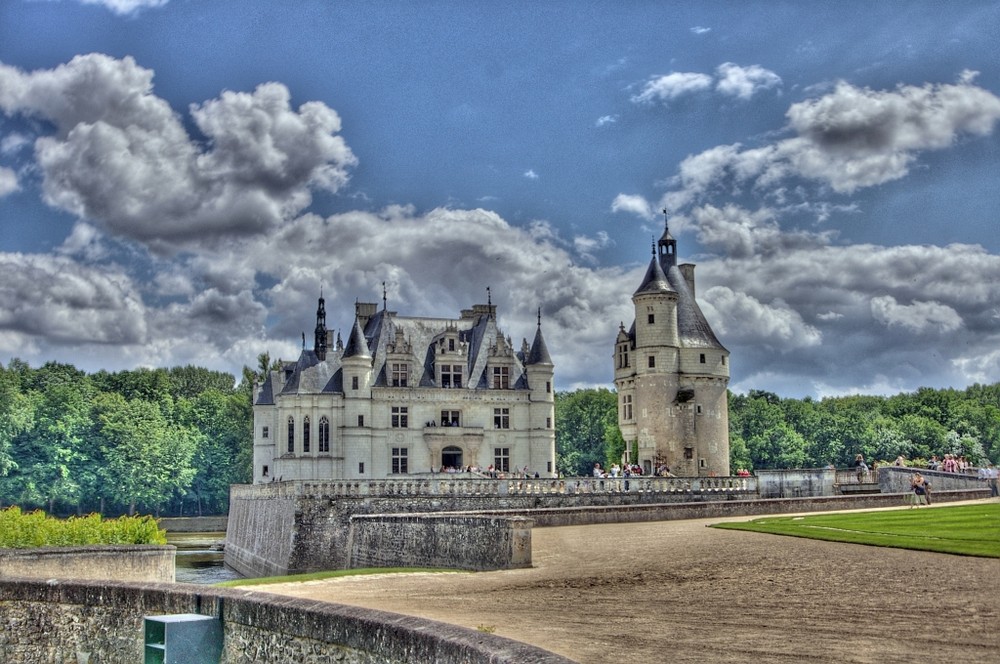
[0,506,166,548]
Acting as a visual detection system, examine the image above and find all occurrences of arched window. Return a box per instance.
[287,416,294,454]
[303,416,311,453]
[319,416,330,453]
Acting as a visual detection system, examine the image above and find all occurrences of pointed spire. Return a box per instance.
[633,250,674,296]
[382,281,387,311]
[342,316,371,359]
[526,307,553,365]
[314,291,328,360]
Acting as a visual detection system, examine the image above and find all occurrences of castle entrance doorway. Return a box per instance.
[441,446,463,470]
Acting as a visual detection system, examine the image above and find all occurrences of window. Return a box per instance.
[494,447,510,472]
[493,407,510,429]
[492,366,510,389]
[319,416,329,453]
[262,465,269,478]
[287,417,294,454]
[262,426,269,439]
[622,394,633,421]
[700,353,706,364]
[618,346,629,369]
[352,375,358,390]
[440,410,460,427]
[684,447,694,460]
[546,381,551,394]
[358,414,364,427]
[391,362,408,387]
[303,416,311,453]
[359,462,364,474]
[546,417,552,428]
[648,355,655,368]
[697,405,703,414]
[441,364,462,388]
[391,406,409,428]
[392,447,409,474]
[648,313,655,324]
[448,338,455,352]
[722,356,726,365]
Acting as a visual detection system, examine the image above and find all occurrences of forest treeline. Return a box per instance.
[0,359,256,518]
[2,357,998,516]
[554,386,1000,477]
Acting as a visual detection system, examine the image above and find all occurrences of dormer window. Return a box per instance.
[492,366,510,389]
[441,364,462,388]
[391,362,409,387]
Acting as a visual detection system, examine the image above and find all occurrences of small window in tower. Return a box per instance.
[448,338,455,351]
[648,355,655,368]
[357,414,364,427]
[700,458,706,468]
[262,465,269,478]
[700,353,706,364]
[546,381,551,393]
[697,405,703,414]
[546,417,552,428]
[684,447,694,460]
[648,313,655,324]
[359,462,365,474]
[722,356,726,365]
[352,376,358,390]
[262,426,269,439]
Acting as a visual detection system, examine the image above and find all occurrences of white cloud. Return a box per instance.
[611,194,655,220]
[574,231,612,263]
[701,286,822,350]
[0,54,357,253]
[0,167,18,196]
[715,63,782,100]
[595,115,618,127]
[79,0,169,15]
[523,169,539,179]
[631,72,713,105]
[690,26,711,35]
[870,295,963,334]
[0,133,31,155]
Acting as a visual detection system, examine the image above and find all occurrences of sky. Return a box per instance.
[1,0,999,398]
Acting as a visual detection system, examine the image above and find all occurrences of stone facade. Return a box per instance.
[614,220,730,476]
[253,299,555,483]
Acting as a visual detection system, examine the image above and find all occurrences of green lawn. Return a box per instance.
[711,503,1000,558]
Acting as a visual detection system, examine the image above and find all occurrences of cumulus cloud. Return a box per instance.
[715,63,782,100]
[595,115,618,127]
[0,54,357,253]
[702,286,822,350]
[870,295,963,334]
[611,193,656,220]
[631,72,713,105]
[0,167,18,196]
[0,253,146,345]
[653,76,1000,209]
[523,169,539,179]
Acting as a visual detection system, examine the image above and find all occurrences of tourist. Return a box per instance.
[910,473,928,507]
[854,454,869,483]
[979,463,999,498]
[894,455,906,467]
[927,455,940,471]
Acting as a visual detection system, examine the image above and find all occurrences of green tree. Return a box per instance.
[555,388,618,476]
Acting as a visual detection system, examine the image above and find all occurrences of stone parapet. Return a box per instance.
[0,545,175,583]
[0,578,575,663]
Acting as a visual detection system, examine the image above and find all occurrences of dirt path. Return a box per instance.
[256,501,1000,663]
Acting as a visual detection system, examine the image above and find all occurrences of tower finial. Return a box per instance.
[662,207,669,234]
[487,286,492,307]
[651,235,656,255]
[382,281,387,311]
[537,306,541,327]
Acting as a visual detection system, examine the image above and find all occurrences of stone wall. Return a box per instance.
[348,514,533,570]
[227,478,989,579]
[158,515,229,532]
[0,578,575,664]
[878,465,987,494]
[0,545,175,583]
[756,468,836,498]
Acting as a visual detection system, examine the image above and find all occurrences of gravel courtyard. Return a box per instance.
[257,501,999,663]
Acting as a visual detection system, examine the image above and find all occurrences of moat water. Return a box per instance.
[168,531,242,585]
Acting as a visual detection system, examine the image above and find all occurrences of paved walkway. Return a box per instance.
[258,500,1000,663]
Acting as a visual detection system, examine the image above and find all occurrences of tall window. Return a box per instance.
[352,376,359,390]
[303,416,311,453]
[494,447,510,472]
[492,366,510,389]
[493,407,510,429]
[441,364,462,388]
[440,410,460,426]
[262,426,269,439]
[287,417,294,454]
[700,353,706,364]
[448,338,455,351]
[319,416,330,453]
[618,344,629,369]
[391,363,408,387]
[622,394,633,421]
[392,447,409,474]
[648,313,655,324]
[358,414,364,427]
[648,355,655,368]
[391,406,409,428]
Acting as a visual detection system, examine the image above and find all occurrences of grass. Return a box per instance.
[711,503,1000,558]
[215,567,461,587]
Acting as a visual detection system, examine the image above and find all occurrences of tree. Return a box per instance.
[555,388,619,476]
[94,394,198,515]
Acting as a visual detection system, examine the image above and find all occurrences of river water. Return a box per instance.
[168,532,243,585]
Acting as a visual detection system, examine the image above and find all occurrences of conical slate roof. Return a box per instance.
[342,317,371,359]
[526,323,553,365]
[633,252,675,296]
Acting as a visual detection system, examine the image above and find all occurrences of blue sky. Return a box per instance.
[1,0,999,398]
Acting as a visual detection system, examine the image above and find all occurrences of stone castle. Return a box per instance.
[614,217,731,476]
[252,295,556,482]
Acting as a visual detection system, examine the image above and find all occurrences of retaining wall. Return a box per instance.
[348,514,533,570]
[0,578,575,664]
[0,545,175,583]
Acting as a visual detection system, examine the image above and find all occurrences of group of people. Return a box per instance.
[926,454,970,473]
[592,462,644,478]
